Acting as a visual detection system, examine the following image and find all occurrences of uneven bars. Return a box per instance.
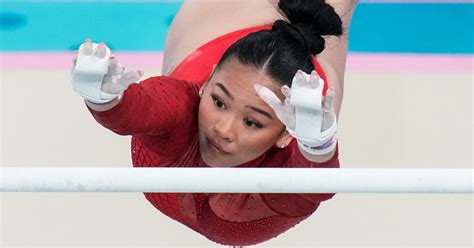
[0,167,472,193]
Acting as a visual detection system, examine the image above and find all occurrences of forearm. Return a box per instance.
[89,76,199,137]
[89,77,174,136]
[320,0,358,91]
[300,1,357,163]
[88,83,160,136]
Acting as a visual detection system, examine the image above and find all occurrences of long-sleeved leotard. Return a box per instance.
[89,76,339,246]
[89,25,339,246]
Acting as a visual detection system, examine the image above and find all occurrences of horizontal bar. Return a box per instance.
[0,167,472,193]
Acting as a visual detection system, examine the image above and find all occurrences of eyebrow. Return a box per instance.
[215,82,273,120]
[247,106,274,120]
[215,83,234,100]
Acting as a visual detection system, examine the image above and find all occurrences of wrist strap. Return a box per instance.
[298,132,337,156]
[288,112,338,155]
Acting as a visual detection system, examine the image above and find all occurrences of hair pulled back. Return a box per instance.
[216,0,343,87]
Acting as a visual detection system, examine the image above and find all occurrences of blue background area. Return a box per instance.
[0,2,472,54]
[350,3,473,54]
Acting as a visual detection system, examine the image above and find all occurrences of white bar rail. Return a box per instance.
[0,167,472,193]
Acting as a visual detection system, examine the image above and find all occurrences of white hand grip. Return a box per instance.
[71,43,112,103]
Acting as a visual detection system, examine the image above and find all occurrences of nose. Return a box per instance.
[214,117,236,143]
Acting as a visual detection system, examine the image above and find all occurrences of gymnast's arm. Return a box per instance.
[87,76,200,137]
[300,0,358,163]
[71,40,200,137]
[319,0,358,117]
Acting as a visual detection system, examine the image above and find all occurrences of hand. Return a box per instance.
[71,39,144,104]
[255,70,337,155]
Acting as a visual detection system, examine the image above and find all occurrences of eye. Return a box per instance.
[211,95,225,109]
[244,118,263,129]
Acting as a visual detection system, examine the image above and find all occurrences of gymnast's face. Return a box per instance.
[198,59,290,167]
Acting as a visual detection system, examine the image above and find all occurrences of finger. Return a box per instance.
[322,88,335,112]
[309,70,321,88]
[292,70,308,87]
[315,56,340,92]
[118,70,143,88]
[281,85,291,99]
[81,39,93,56]
[107,58,124,74]
[96,42,107,58]
[254,84,283,111]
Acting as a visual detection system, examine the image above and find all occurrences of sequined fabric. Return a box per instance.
[89,76,339,246]
[88,26,339,246]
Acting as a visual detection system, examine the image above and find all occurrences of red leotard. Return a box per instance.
[89,26,339,246]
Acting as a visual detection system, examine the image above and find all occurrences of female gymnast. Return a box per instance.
[71,0,358,246]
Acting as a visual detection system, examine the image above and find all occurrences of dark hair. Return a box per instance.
[215,0,343,87]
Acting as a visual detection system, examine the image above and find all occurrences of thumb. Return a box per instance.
[118,70,144,88]
[255,84,295,128]
[322,88,335,113]
[254,84,283,112]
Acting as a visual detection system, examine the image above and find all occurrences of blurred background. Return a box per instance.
[1,0,472,247]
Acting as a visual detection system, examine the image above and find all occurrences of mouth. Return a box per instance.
[207,138,230,155]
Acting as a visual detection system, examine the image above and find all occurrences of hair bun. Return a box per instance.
[277,0,343,54]
[273,20,325,54]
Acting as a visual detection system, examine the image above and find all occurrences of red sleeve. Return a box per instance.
[260,143,340,217]
[88,76,201,156]
[89,76,200,136]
